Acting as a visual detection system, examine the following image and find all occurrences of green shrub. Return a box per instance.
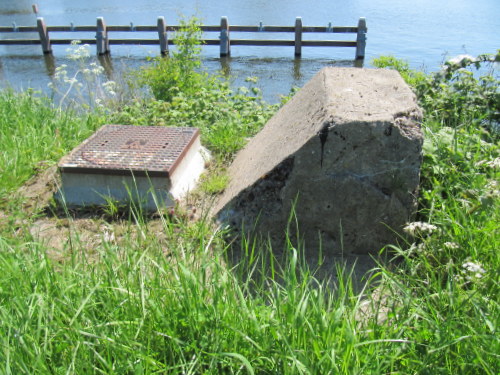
[137,17,208,102]
[373,51,500,129]
[373,53,499,374]
[114,19,278,160]
[110,83,277,160]
[371,55,427,87]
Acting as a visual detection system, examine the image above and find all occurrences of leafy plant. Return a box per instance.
[199,168,229,195]
[371,55,427,87]
[137,17,208,102]
[373,51,500,130]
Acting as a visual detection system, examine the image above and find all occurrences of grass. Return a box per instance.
[0,90,102,199]
[0,221,376,374]
[0,27,498,373]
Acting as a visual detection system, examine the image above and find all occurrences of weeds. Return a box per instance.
[373,50,500,130]
[137,17,205,102]
[0,90,102,201]
[0,24,498,373]
[48,41,119,110]
[112,17,278,160]
[372,52,499,374]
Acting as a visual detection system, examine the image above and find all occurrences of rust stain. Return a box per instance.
[59,125,199,177]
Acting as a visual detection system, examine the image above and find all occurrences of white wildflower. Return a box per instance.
[89,62,104,75]
[63,77,78,85]
[102,80,117,96]
[102,81,117,92]
[408,242,426,254]
[103,231,115,243]
[67,42,90,60]
[462,261,486,281]
[447,54,476,65]
[54,69,68,81]
[444,241,459,250]
[102,80,116,90]
[483,180,500,199]
[403,221,438,237]
[485,158,500,169]
[476,157,500,169]
[485,180,498,191]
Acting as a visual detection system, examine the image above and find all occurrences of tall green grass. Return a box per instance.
[0,90,101,200]
[1,214,466,374]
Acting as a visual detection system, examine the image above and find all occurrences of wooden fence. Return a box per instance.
[0,16,367,60]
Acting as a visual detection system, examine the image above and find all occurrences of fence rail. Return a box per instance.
[0,16,367,60]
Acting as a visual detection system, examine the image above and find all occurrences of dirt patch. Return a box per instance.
[16,165,60,214]
[1,166,200,263]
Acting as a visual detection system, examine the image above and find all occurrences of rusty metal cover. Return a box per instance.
[59,125,200,177]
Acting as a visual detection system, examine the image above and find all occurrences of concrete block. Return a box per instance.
[215,67,423,255]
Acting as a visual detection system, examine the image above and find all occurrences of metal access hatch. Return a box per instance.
[56,125,207,210]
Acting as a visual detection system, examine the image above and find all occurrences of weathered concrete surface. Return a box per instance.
[215,67,423,255]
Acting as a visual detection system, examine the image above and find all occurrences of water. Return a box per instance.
[1,0,498,102]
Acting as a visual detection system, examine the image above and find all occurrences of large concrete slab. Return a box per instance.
[215,67,423,255]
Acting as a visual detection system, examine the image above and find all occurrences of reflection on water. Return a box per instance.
[0,10,33,15]
[0,51,357,103]
[97,54,115,81]
[219,56,310,82]
[42,54,56,77]
[210,56,356,101]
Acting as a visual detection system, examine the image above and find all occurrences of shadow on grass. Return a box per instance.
[222,225,392,295]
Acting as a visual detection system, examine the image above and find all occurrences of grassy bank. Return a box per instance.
[0,22,498,374]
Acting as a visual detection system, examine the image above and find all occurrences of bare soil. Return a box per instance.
[1,166,189,262]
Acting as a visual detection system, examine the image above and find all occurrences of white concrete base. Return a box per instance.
[56,173,173,211]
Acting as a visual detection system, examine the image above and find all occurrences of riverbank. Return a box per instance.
[0,38,498,373]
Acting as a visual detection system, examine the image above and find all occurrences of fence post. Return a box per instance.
[96,17,109,55]
[355,17,367,61]
[157,16,168,55]
[294,17,302,57]
[37,17,52,54]
[220,16,230,57]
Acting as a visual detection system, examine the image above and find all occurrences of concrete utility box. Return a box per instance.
[56,125,206,210]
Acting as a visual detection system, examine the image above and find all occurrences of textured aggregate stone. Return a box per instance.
[215,67,423,255]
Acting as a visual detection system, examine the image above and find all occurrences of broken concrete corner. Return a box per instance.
[215,67,423,255]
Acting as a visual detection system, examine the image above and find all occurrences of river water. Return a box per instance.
[0,0,498,102]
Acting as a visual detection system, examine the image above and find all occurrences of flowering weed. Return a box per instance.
[373,52,499,373]
[48,41,119,110]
